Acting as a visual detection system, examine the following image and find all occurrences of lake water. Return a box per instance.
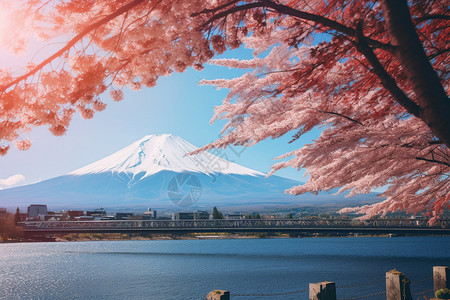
[1,236,449,299]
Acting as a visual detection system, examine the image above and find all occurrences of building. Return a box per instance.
[172,211,210,220]
[45,212,65,221]
[143,208,157,219]
[75,216,94,221]
[27,204,48,220]
[86,208,107,220]
[115,213,133,220]
[226,213,243,220]
[172,212,194,220]
[67,210,84,220]
[194,211,210,220]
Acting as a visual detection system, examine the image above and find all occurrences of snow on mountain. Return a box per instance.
[70,134,263,178]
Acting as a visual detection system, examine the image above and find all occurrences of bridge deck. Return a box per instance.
[20,218,450,235]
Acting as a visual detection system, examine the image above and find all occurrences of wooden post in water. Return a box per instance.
[309,281,336,300]
[206,290,230,300]
[434,266,449,291]
[386,270,412,300]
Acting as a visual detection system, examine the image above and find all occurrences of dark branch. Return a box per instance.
[192,0,240,17]
[259,0,392,51]
[415,14,450,22]
[198,0,392,51]
[200,2,266,27]
[352,20,423,118]
[428,48,450,60]
[415,157,450,167]
[429,140,443,145]
[0,0,149,93]
[317,109,364,126]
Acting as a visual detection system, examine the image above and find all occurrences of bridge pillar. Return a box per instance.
[309,281,336,300]
[386,270,412,300]
[206,290,230,300]
[434,266,449,291]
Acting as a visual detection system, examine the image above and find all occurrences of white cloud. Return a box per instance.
[0,174,26,186]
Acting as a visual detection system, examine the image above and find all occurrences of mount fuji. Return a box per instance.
[0,134,377,210]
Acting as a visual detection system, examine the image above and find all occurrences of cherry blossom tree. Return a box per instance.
[0,0,448,220]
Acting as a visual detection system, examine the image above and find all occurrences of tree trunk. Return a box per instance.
[381,0,450,147]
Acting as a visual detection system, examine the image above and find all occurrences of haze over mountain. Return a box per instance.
[0,134,378,211]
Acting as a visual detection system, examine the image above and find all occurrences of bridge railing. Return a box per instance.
[19,218,447,231]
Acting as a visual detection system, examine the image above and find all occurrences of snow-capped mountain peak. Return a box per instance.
[70,134,264,178]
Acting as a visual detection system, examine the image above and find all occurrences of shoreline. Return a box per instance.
[2,232,447,244]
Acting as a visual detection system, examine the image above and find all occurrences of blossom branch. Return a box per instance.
[0,0,149,93]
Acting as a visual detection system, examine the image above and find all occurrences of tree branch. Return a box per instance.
[352,20,423,118]
[428,48,450,60]
[0,0,149,93]
[258,0,392,51]
[415,157,450,167]
[198,0,392,52]
[191,0,240,17]
[414,14,450,23]
[429,140,443,145]
[200,2,266,27]
[317,109,364,126]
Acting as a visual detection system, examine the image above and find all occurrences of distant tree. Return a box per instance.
[0,0,448,220]
[0,213,22,242]
[212,207,224,219]
[286,213,293,219]
[253,213,261,219]
[0,218,9,242]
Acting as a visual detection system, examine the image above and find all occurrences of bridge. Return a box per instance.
[20,218,450,236]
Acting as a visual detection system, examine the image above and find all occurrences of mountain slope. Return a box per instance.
[0,134,379,210]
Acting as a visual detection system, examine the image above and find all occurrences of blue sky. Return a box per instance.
[0,46,321,189]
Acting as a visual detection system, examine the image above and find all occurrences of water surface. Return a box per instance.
[1,236,449,299]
